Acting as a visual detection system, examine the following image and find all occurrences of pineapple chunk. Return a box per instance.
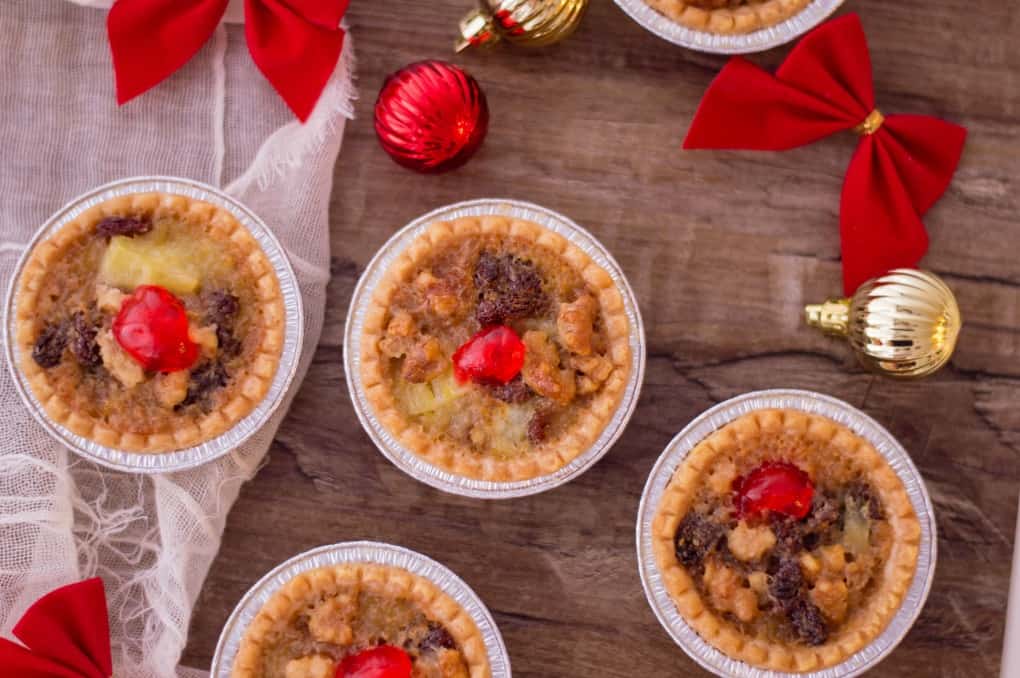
[403,382,438,415]
[401,372,467,416]
[99,221,230,295]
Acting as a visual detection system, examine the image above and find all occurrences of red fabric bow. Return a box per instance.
[683,13,967,294]
[108,0,350,122]
[0,579,112,678]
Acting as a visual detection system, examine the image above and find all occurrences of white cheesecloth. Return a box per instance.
[0,1,355,675]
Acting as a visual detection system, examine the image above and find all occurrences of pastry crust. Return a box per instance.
[651,409,921,672]
[14,192,284,453]
[232,563,492,678]
[359,216,632,482]
[644,0,813,35]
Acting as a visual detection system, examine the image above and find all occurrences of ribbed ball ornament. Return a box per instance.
[455,0,588,52]
[373,60,489,174]
[805,269,962,378]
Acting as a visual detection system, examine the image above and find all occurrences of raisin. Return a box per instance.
[788,599,829,646]
[770,516,804,552]
[419,622,456,652]
[204,291,241,358]
[69,311,102,369]
[769,557,803,603]
[527,410,549,444]
[486,376,533,403]
[178,361,228,409]
[95,216,152,239]
[32,322,67,368]
[674,513,722,569]
[473,252,547,325]
[846,481,883,520]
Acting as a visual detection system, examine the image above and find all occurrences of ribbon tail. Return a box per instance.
[108,0,229,104]
[244,0,347,122]
[841,136,929,294]
[12,578,112,678]
[0,639,88,678]
[879,115,967,215]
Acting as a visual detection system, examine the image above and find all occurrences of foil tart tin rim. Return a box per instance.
[635,389,937,677]
[209,540,512,678]
[613,0,846,54]
[343,198,646,499]
[3,176,305,474]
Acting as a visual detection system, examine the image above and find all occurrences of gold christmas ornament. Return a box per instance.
[455,0,588,52]
[805,269,962,378]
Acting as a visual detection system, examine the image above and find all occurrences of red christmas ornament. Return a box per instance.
[336,645,412,678]
[113,285,199,373]
[374,60,489,173]
[735,462,814,520]
[452,325,526,385]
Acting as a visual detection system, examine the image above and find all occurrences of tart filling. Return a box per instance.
[652,409,920,672]
[359,216,632,481]
[14,192,284,453]
[644,0,812,35]
[232,563,491,678]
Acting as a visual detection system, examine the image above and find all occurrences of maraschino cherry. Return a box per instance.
[113,285,198,372]
[735,461,814,520]
[336,645,412,678]
[452,325,525,384]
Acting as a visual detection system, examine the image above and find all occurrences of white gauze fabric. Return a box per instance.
[0,1,355,676]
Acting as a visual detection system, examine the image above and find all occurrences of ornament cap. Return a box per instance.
[455,8,500,52]
[805,299,851,336]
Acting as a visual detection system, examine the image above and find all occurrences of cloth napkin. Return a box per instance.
[0,1,354,676]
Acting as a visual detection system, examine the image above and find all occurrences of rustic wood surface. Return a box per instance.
[181,1,1019,676]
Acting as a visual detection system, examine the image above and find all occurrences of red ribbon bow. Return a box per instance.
[108,0,350,122]
[683,13,967,294]
[0,579,112,678]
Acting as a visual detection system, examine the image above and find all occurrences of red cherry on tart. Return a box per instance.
[335,645,412,678]
[452,325,526,385]
[113,285,198,372]
[735,461,814,519]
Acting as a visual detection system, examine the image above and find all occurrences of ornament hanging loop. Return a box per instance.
[805,299,851,336]
[456,8,500,52]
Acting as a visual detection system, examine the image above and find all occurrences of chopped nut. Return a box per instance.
[818,544,847,575]
[576,375,600,395]
[706,458,738,495]
[435,648,470,678]
[401,336,445,383]
[284,655,335,678]
[571,353,613,382]
[95,283,126,313]
[704,560,758,623]
[379,311,417,358]
[799,552,822,583]
[430,293,460,317]
[557,294,598,355]
[154,370,189,408]
[810,577,849,624]
[521,330,575,405]
[748,571,769,595]
[308,595,356,645]
[97,330,144,388]
[189,324,218,357]
[727,521,777,562]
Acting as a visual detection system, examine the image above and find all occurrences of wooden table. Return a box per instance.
[181,1,1019,675]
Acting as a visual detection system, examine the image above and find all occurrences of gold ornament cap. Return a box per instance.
[805,268,962,378]
[455,0,588,52]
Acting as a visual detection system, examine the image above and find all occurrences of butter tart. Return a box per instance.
[645,0,812,34]
[359,216,632,481]
[14,192,284,453]
[652,409,920,672]
[232,563,490,678]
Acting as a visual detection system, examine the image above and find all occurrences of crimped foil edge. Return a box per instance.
[2,176,304,473]
[343,199,646,499]
[636,389,937,677]
[613,0,846,54]
[209,541,512,678]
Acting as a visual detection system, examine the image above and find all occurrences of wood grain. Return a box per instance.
[181,1,1020,676]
